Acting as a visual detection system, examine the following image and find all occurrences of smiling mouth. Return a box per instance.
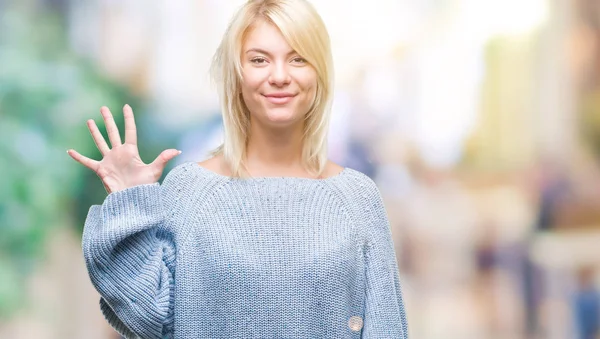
[263,94,296,104]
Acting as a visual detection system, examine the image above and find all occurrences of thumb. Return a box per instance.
[151,149,182,171]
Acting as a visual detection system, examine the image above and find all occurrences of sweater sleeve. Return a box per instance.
[82,183,176,339]
[361,179,409,339]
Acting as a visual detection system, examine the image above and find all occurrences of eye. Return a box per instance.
[292,57,307,64]
[250,57,267,64]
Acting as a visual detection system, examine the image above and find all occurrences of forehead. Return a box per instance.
[243,20,293,53]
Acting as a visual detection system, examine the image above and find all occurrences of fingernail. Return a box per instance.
[177,150,182,154]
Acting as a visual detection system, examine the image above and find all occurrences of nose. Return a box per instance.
[268,62,291,87]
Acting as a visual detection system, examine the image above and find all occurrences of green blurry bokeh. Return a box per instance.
[0,3,142,319]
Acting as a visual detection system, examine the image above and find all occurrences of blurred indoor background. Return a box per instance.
[2,0,600,338]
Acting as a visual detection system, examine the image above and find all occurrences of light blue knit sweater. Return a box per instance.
[82,161,409,338]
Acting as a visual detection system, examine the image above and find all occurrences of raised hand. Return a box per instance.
[67,105,181,194]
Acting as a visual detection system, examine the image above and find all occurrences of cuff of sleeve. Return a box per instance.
[103,183,162,218]
[98,183,166,248]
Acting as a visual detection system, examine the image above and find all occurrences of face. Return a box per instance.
[240,20,318,129]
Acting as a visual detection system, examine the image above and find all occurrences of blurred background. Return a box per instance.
[1,0,600,338]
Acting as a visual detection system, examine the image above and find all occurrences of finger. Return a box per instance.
[150,149,182,172]
[87,119,110,156]
[67,149,100,172]
[123,104,137,146]
[100,106,122,147]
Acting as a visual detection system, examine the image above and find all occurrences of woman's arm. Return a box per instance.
[360,179,409,339]
[82,183,175,339]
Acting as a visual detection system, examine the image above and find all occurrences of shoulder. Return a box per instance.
[340,171,390,227]
[162,161,193,183]
[157,161,231,212]
[337,165,380,193]
[161,157,227,190]
[325,164,385,210]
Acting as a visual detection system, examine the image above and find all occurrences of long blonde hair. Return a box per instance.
[209,0,334,178]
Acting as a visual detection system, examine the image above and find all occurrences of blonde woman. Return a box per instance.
[68,0,409,338]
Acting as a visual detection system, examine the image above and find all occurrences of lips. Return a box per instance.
[263,93,296,105]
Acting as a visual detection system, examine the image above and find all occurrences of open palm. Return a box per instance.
[68,105,181,194]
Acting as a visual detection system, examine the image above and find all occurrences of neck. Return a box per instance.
[244,122,306,176]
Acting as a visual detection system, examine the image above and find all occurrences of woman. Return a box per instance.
[68,0,409,338]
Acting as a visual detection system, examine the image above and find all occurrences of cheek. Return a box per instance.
[243,66,270,85]
[298,70,318,97]
[241,81,259,96]
[240,71,264,106]
[302,76,318,104]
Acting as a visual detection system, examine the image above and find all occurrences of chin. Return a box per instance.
[263,108,298,124]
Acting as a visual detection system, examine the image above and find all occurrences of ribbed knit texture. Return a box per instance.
[82,161,409,339]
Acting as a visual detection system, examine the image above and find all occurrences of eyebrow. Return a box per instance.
[245,48,298,57]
